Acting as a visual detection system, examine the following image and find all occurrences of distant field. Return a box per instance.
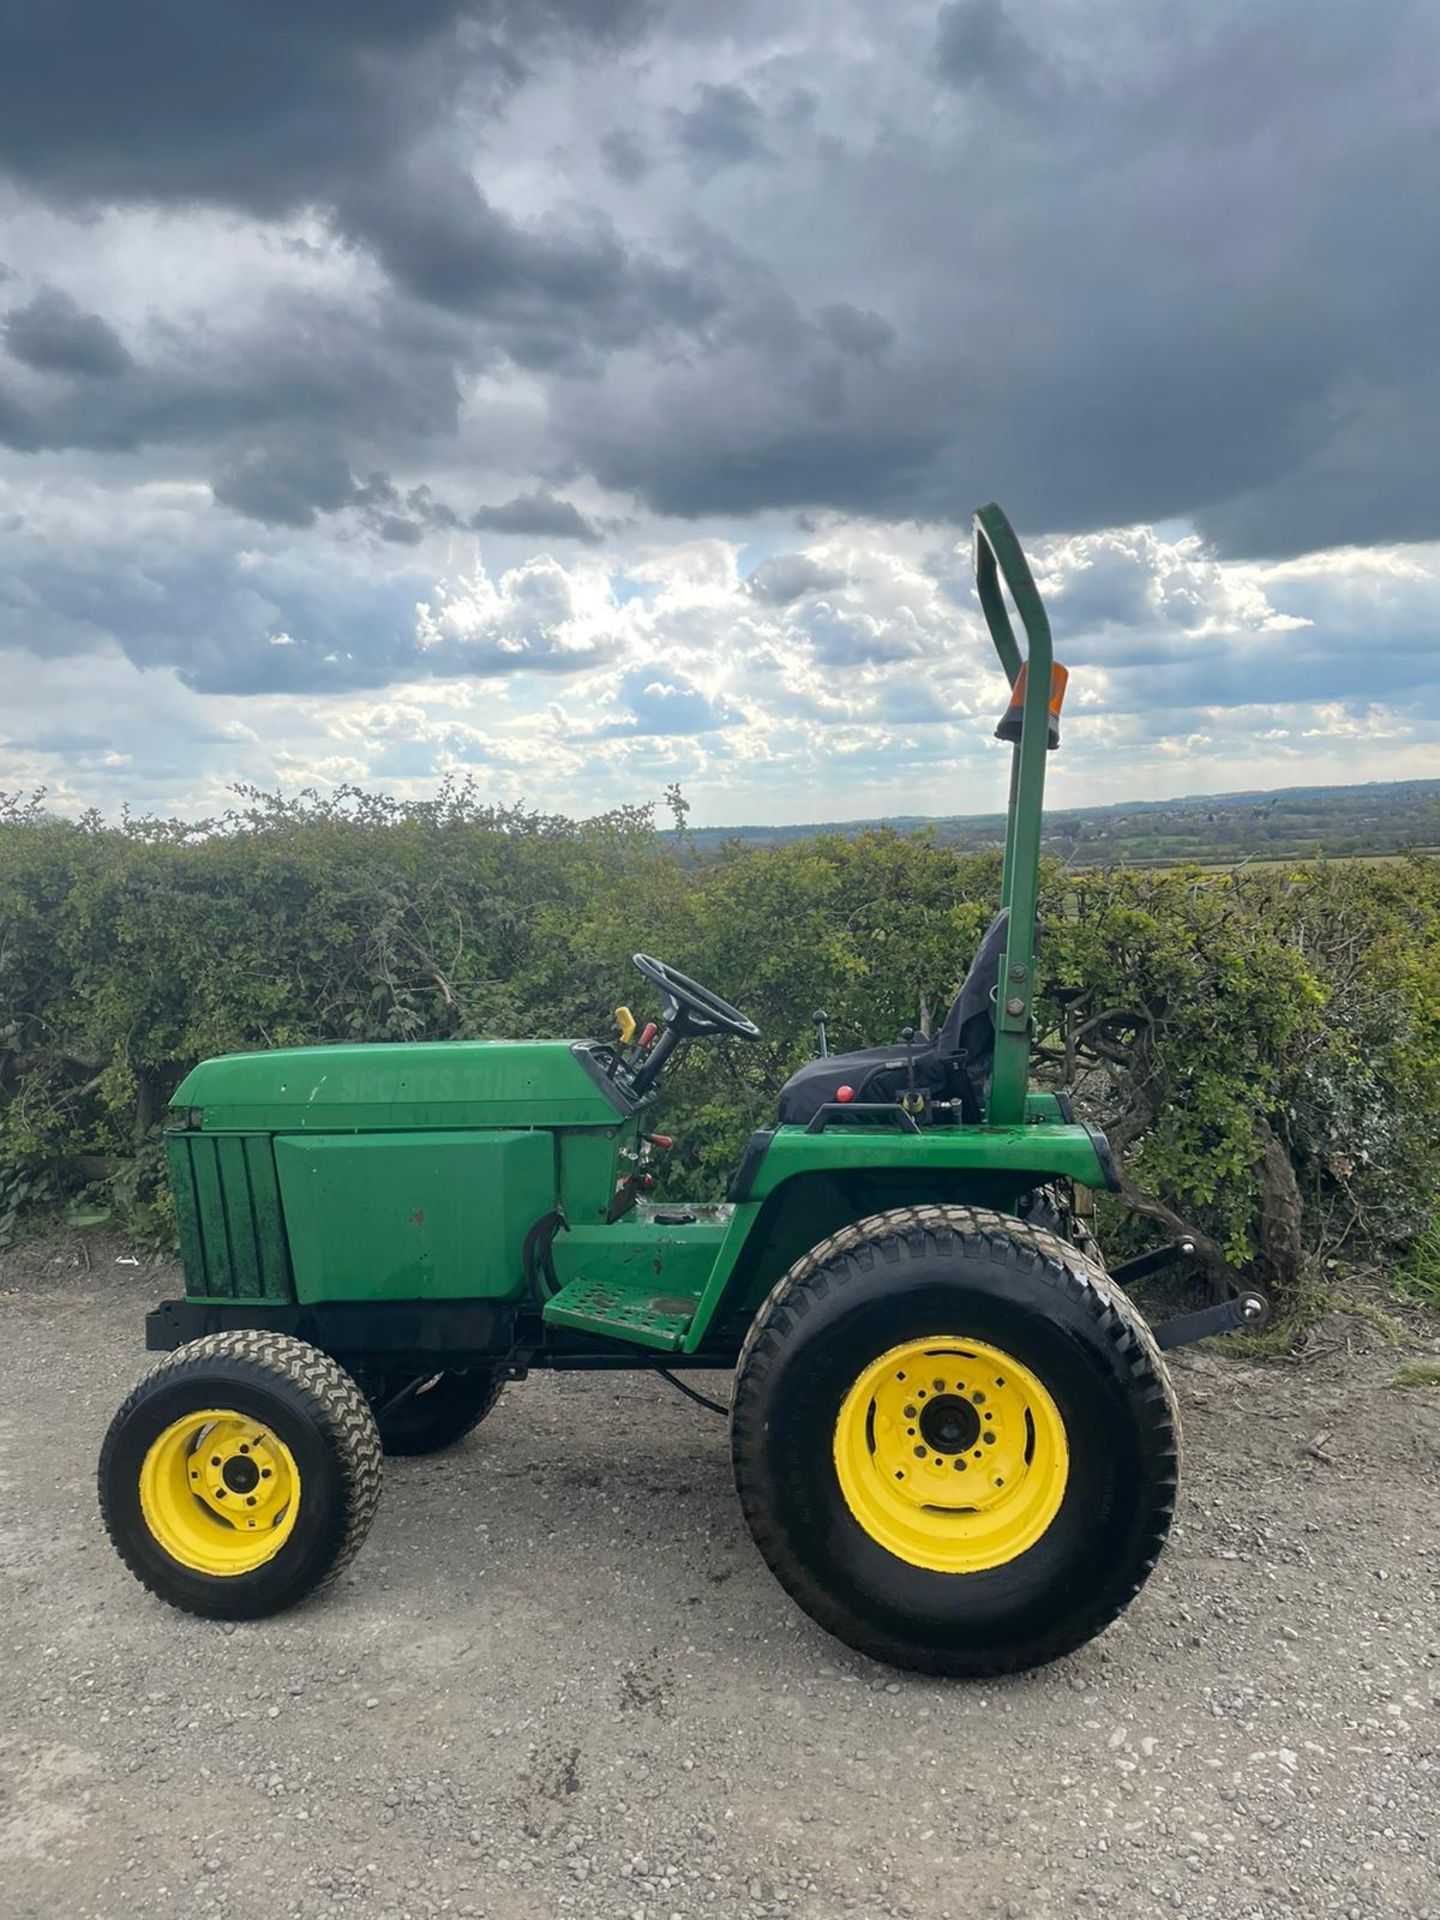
[690,778,1440,869]
[1146,849,1440,872]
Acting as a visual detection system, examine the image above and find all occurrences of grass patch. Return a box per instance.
[1220,1260,1335,1358]
[1395,1218,1440,1311]
[1340,1295,1407,1346]
[1391,1361,1440,1390]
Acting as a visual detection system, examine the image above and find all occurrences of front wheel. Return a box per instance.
[366,1370,505,1457]
[730,1205,1179,1677]
[99,1331,382,1620]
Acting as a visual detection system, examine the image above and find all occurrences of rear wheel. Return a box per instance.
[99,1331,382,1620]
[367,1370,505,1457]
[730,1205,1179,1677]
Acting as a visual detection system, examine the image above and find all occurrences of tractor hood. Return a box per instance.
[171,1039,628,1132]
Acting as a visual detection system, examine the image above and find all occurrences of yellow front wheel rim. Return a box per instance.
[833,1337,1069,1573]
[139,1409,301,1577]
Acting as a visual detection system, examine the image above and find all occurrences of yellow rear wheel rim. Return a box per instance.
[833,1336,1069,1573]
[139,1408,301,1577]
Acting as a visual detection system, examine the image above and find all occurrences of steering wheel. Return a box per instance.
[632,953,761,1041]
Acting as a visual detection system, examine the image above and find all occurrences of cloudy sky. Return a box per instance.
[2,0,1437,825]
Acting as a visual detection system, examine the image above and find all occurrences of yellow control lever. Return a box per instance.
[614,1005,637,1046]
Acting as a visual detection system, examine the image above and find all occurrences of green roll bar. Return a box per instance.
[972,504,1057,1126]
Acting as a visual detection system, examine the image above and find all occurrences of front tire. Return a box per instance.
[99,1331,382,1620]
[730,1205,1179,1677]
[367,1370,505,1457]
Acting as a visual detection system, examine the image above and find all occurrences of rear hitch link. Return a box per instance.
[1153,1291,1269,1350]
[1110,1239,1271,1349]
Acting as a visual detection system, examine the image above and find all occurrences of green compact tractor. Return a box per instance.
[99,507,1266,1676]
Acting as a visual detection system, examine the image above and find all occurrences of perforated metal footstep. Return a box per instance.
[542,1276,697,1351]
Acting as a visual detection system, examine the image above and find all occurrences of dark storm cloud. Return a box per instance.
[671,84,773,173]
[0,2,648,213]
[9,0,1431,559]
[934,0,1040,96]
[552,0,1440,559]
[0,289,472,460]
[210,445,476,540]
[0,0,703,389]
[472,491,602,542]
[333,158,724,365]
[212,446,362,530]
[598,129,652,185]
[818,304,897,360]
[570,376,954,522]
[3,289,132,379]
[2,0,1440,720]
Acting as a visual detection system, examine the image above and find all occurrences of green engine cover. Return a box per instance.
[275,1130,554,1303]
[173,1039,624,1132]
[168,1039,634,1305]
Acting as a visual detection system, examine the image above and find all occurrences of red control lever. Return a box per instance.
[639,1021,658,1049]
[646,1133,673,1150]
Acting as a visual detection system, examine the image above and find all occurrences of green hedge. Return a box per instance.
[2,784,1437,1304]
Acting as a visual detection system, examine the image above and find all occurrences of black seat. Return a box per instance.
[775,911,1014,1126]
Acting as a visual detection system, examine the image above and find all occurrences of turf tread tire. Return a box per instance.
[99,1331,382,1619]
[730,1204,1180,1677]
[372,1370,505,1456]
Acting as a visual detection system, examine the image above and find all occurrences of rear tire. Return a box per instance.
[730,1204,1179,1677]
[99,1331,382,1620]
[368,1370,505,1457]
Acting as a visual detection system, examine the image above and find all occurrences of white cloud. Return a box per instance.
[5,514,1439,823]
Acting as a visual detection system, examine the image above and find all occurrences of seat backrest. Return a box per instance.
[934,908,1011,1066]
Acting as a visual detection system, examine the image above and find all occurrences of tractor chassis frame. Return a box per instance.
[144,1296,745,1376]
[145,1279,1265,1375]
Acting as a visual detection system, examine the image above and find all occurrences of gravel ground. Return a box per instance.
[2,1237,1437,1920]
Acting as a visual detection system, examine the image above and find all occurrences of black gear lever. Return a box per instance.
[900,1027,924,1114]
